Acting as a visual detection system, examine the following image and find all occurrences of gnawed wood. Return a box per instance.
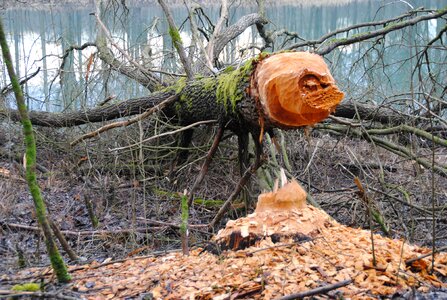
[251,52,344,128]
[212,179,336,251]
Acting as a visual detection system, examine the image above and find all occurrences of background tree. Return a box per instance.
[0,18,70,283]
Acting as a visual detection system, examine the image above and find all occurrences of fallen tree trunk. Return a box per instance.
[2,52,345,134]
[0,98,414,128]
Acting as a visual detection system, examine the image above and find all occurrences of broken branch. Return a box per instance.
[70,94,179,146]
[275,279,353,300]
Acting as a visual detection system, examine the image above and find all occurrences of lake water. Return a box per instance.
[1,0,445,112]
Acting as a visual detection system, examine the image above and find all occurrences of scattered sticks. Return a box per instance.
[274,279,353,300]
[1,222,164,236]
[70,94,179,146]
[405,245,447,266]
[188,126,224,206]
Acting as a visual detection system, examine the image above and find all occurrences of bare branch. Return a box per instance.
[70,94,179,146]
[93,11,164,90]
[286,7,426,51]
[315,8,447,55]
[206,0,229,63]
[316,124,447,177]
[158,0,194,80]
[210,13,267,63]
[110,119,217,152]
[1,67,40,96]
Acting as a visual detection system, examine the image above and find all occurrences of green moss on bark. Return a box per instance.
[0,18,71,283]
[180,194,188,235]
[162,54,262,120]
[216,59,255,111]
[169,26,182,51]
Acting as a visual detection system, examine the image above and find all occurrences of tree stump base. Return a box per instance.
[212,179,336,252]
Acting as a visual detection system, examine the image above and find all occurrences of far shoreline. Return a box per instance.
[0,0,368,11]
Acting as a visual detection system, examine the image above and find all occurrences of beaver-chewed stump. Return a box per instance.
[212,179,336,252]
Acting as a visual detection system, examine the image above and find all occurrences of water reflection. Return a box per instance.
[0,0,445,112]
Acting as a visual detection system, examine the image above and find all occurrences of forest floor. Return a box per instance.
[0,120,446,299]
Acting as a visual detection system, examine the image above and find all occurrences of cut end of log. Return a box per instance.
[252,52,344,127]
[211,179,336,252]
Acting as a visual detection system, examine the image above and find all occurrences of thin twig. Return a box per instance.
[97,94,116,107]
[188,126,224,206]
[70,94,178,146]
[109,119,217,152]
[0,290,79,300]
[354,177,376,266]
[0,67,40,95]
[158,0,194,80]
[405,243,447,266]
[1,222,164,236]
[49,220,79,261]
[210,140,263,227]
[274,279,353,300]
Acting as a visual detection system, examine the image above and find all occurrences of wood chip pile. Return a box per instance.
[11,212,446,299]
[4,180,447,299]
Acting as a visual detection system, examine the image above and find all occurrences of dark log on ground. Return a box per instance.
[1,52,345,135]
[0,98,413,128]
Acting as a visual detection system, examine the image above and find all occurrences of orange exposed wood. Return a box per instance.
[255,179,307,213]
[213,180,331,251]
[252,52,344,127]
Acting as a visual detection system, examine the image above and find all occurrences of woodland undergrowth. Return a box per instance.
[0,119,446,274]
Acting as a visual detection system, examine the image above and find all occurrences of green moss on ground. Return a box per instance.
[12,283,41,292]
[193,199,225,207]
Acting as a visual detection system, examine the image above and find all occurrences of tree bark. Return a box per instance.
[0,17,71,283]
[333,101,416,125]
[1,52,347,133]
[0,96,413,128]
